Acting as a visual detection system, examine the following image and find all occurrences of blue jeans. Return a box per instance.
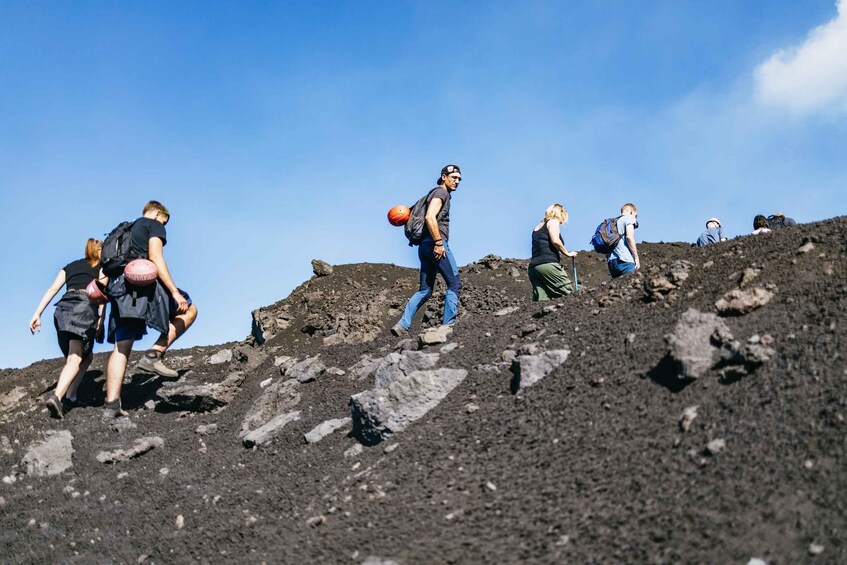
[608,257,636,278]
[398,239,462,329]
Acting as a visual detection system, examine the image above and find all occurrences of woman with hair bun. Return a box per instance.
[29,238,106,418]
[528,204,578,302]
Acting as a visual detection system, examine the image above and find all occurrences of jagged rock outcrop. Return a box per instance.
[22,431,74,477]
[157,372,245,412]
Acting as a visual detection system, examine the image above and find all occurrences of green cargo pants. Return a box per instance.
[528,262,574,302]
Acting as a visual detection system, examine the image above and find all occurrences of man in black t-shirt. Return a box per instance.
[391,164,463,335]
[103,200,199,418]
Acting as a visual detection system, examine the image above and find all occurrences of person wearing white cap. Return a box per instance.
[696,217,727,247]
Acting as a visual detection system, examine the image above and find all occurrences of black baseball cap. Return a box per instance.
[437,164,462,185]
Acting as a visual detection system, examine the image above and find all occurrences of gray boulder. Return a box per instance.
[0,387,27,414]
[157,372,245,412]
[510,349,570,393]
[231,345,268,371]
[311,259,333,277]
[242,411,301,447]
[374,351,441,388]
[304,417,352,444]
[207,349,232,365]
[665,308,732,379]
[241,378,301,436]
[351,368,468,445]
[715,287,774,316]
[288,357,326,383]
[22,431,74,477]
[419,325,453,346]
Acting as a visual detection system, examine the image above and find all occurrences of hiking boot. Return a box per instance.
[390,323,409,337]
[45,395,64,420]
[136,350,179,378]
[102,399,128,420]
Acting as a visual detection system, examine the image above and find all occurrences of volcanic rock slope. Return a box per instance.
[1,218,845,564]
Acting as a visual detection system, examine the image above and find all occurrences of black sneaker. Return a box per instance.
[45,395,63,420]
[102,399,128,420]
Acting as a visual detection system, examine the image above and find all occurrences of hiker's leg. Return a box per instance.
[439,242,462,326]
[398,241,437,329]
[151,303,198,353]
[105,339,134,404]
[54,339,84,400]
[65,350,93,400]
[528,266,547,302]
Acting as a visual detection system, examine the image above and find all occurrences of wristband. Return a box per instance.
[434,239,443,244]
[434,241,444,246]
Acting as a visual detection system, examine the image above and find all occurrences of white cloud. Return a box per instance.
[755,0,847,114]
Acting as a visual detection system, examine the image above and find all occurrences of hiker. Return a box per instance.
[29,238,106,419]
[103,201,198,418]
[752,215,771,235]
[696,217,727,247]
[607,203,640,278]
[391,164,462,335]
[768,212,798,229]
[528,204,578,301]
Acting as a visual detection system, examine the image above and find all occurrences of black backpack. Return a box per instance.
[590,216,623,253]
[404,188,440,246]
[767,214,786,230]
[100,221,136,275]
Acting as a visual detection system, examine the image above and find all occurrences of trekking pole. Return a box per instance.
[572,257,579,293]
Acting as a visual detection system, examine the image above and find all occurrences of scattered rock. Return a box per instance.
[207,349,232,365]
[383,443,398,454]
[242,411,301,448]
[344,444,364,458]
[485,481,497,491]
[665,309,732,380]
[797,242,815,254]
[96,437,164,464]
[306,515,326,527]
[705,438,726,456]
[110,417,137,433]
[241,379,301,436]
[0,387,27,414]
[157,372,246,413]
[175,515,185,530]
[362,557,399,565]
[495,306,520,317]
[440,342,458,353]
[311,259,333,277]
[347,355,382,381]
[679,406,698,432]
[288,357,326,384]
[22,431,74,477]
[464,402,479,414]
[739,268,761,288]
[195,424,218,435]
[259,378,273,388]
[808,543,824,556]
[304,417,352,444]
[715,287,774,316]
[274,355,293,368]
[231,345,268,371]
[419,325,453,346]
[374,351,441,389]
[746,559,768,565]
[510,348,570,393]
[351,368,468,445]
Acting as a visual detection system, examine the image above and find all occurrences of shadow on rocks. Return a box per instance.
[647,355,694,393]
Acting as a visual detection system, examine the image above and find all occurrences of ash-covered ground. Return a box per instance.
[1,218,845,564]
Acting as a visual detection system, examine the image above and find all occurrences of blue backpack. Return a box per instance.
[590,216,623,253]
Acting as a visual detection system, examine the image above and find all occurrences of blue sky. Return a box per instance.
[2,1,846,368]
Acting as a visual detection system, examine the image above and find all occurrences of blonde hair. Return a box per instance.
[143,200,170,218]
[621,202,638,215]
[85,238,103,267]
[544,203,569,224]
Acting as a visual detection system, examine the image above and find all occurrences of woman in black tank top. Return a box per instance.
[528,204,578,302]
[29,238,106,419]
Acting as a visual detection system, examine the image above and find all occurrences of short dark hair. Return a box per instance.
[753,215,769,229]
[143,200,170,217]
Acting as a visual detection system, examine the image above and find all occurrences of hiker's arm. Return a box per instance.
[625,223,640,269]
[546,220,577,258]
[425,197,446,260]
[148,237,188,314]
[30,270,66,333]
[95,268,106,340]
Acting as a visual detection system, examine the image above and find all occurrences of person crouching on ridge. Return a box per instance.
[103,201,198,418]
[29,238,107,419]
[391,164,463,336]
[528,204,578,301]
[697,217,727,247]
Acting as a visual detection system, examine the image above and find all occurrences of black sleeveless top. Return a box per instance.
[529,224,563,268]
